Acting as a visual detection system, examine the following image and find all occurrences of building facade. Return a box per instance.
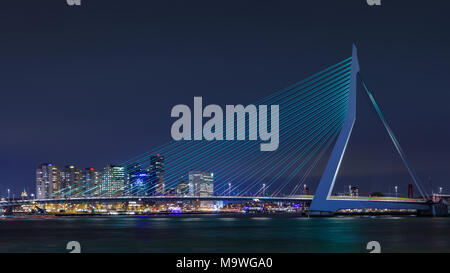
[149,154,165,195]
[350,186,359,197]
[126,163,150,196]
[188,171,214,197]
[36,163,62,199]
[176,180,189,196]
[82,167,102,197]
[62,165,83,198]
[102,165,125,197]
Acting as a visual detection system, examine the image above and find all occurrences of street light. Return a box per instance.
[262,184,266,196]
[349,185,352,196]
[228,183,231,197]
[395,186,398,198]
[7,189,10,200]
[439,187,443,194]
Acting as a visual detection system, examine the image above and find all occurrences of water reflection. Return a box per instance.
[0,216,448,253]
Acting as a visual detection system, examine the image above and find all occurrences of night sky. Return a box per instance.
[0,0,449,196]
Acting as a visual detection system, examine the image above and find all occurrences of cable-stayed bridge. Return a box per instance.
[2,45,442,215]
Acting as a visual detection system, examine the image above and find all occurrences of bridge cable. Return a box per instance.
[358,73,428,199]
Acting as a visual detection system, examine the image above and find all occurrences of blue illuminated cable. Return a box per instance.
[134,74,351,183]
[121,58,352,165]
[161,80,351,186]
[171,85,350,193]
[358,73,428,199]
[122,62,352,167]
[273,119,342,196]
[236,100,347,196]
[141,82,352,193]
[61,58,353,198]
[243,112,345,196]
[121,68,352,180]
[228,96,348,195]
[121,76,351,195]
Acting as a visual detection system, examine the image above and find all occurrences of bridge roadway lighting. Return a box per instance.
[395,186,398,198]
[439,187,443,194]
[228,183,231,197]
[7,189,10,200]
[348,185,351,196]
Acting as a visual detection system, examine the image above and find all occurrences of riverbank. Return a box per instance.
[2,210,432,218]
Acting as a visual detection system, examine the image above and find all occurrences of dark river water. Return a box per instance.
[0,215,448,253]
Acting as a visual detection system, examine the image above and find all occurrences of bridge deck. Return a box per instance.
[0,195,427,206]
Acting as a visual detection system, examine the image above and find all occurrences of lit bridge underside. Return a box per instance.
[0,195,428,210]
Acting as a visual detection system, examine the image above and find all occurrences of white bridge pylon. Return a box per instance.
[309,45,429,214]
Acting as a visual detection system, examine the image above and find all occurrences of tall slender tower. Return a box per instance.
[150,154,165,195]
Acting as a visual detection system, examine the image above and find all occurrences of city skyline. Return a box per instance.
[1,159,444,200]
[28,155,219,201]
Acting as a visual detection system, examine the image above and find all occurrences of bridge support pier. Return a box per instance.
[431,201,449,216]
[417,201,449,217]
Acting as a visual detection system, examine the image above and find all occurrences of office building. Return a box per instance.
[149,154,165,195]
[176,179,189,196]
[188,171,214,197]
[82,168,102,197]
[62,165,83,198]
[126,163,150,196]
[36,163,62,199]
[102,165,125,197]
